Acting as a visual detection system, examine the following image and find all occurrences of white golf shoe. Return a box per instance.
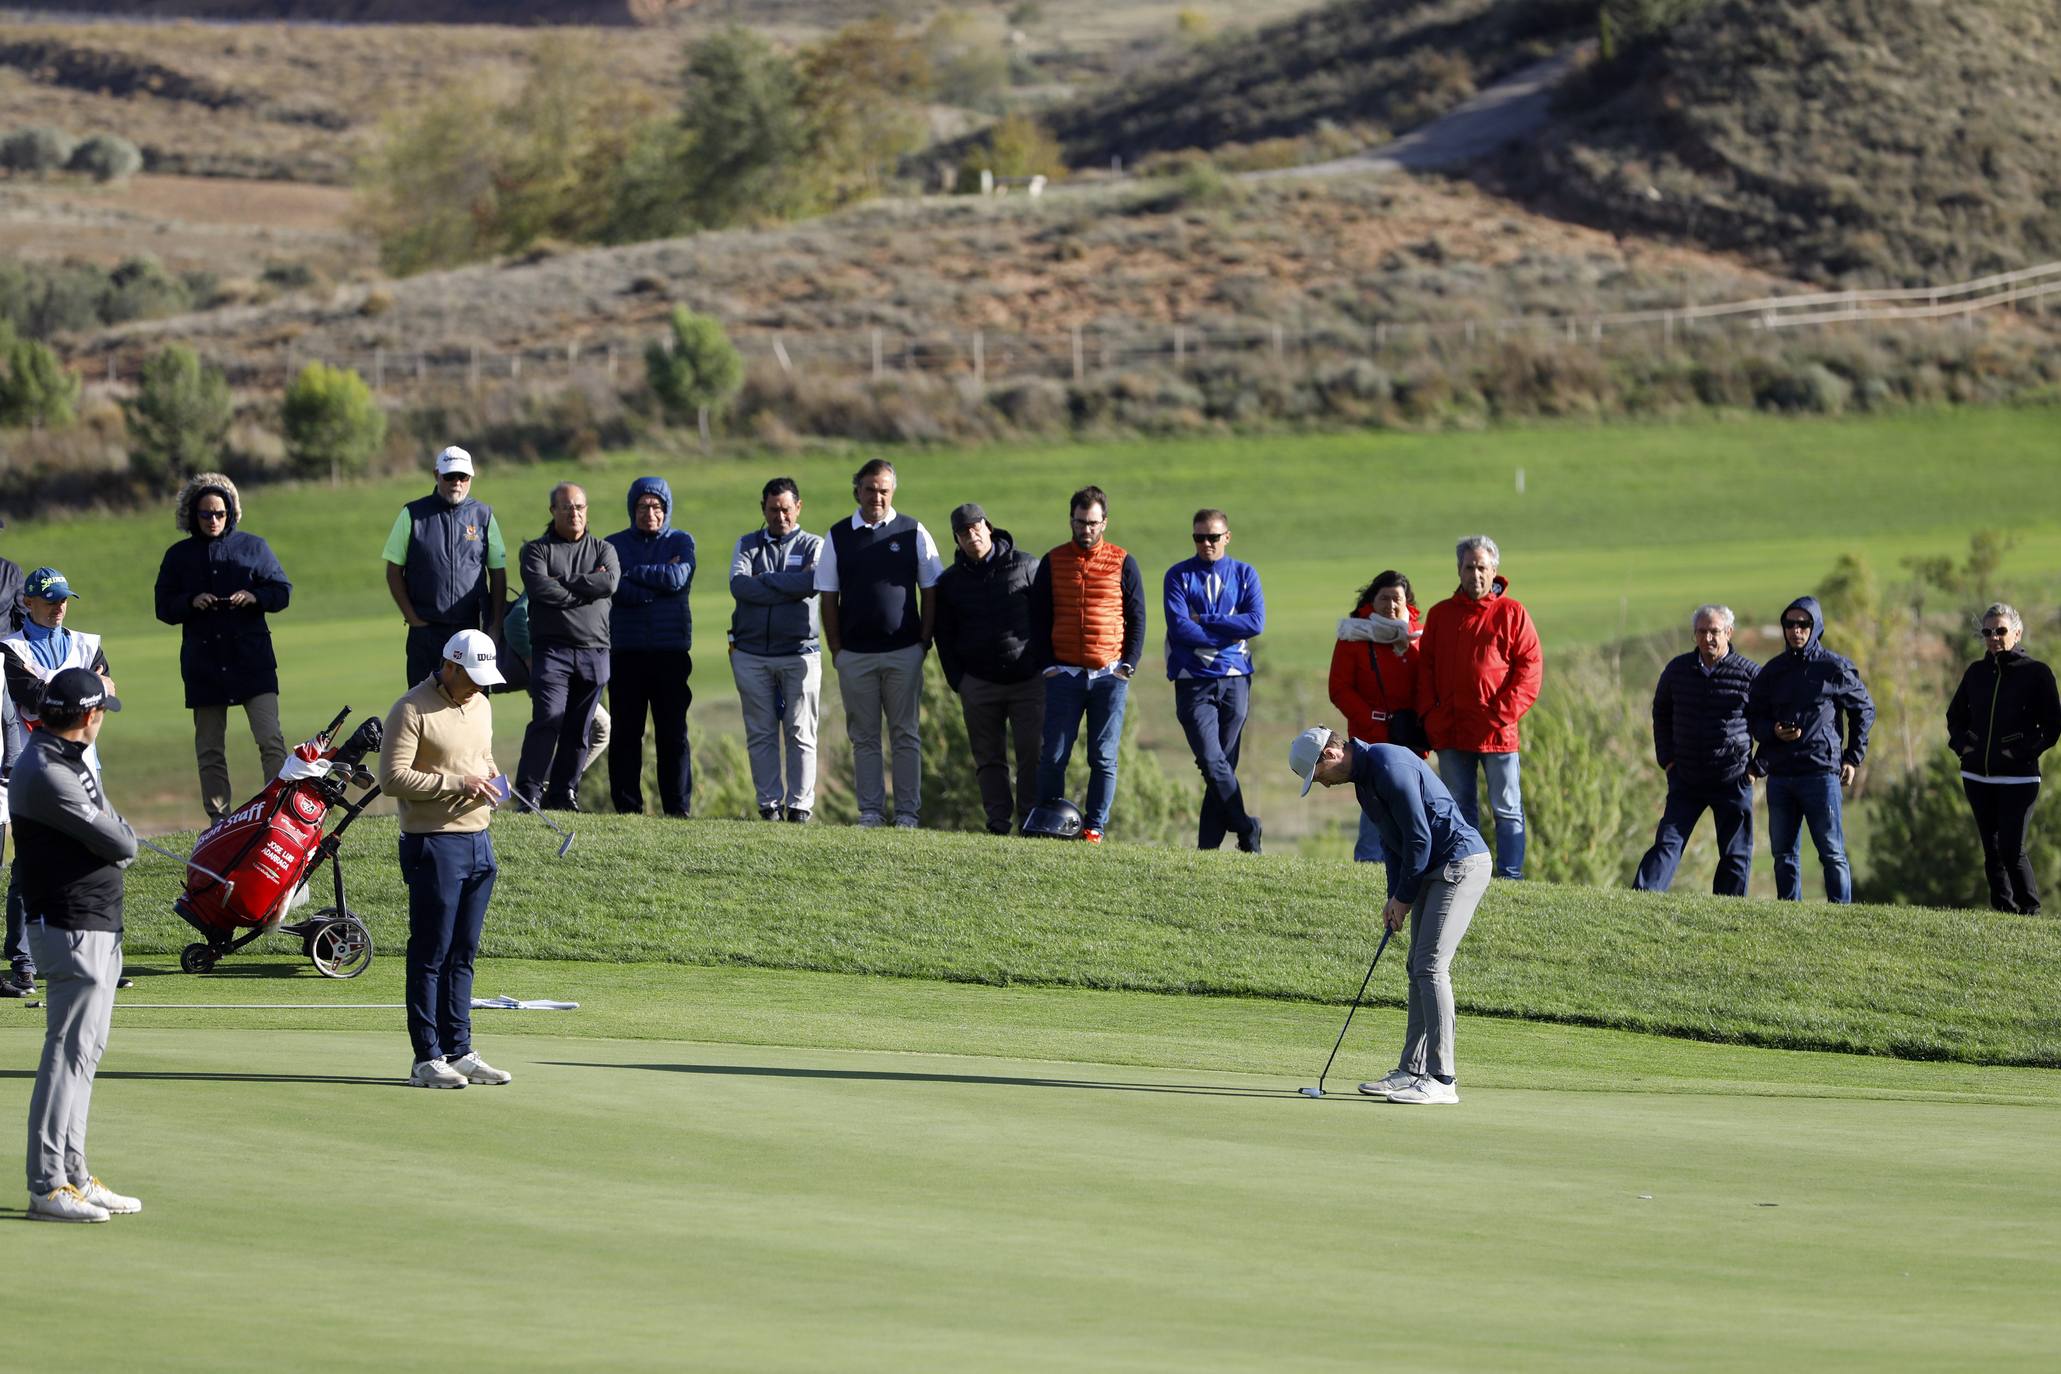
[1357,1069,1419,1099]
[79,1177,141,1214]
[28,1184,109,1223]
[1386,1076,1460,1105]
[449,1051,511,1086]
[410,1057,468,1089]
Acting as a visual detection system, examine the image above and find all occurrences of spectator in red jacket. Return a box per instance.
[1328,569,1424,863]
[1416,535,1542,879]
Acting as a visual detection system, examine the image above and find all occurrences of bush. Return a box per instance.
[0,126,77,175]
[281,362,385,484]
[99,256,191,326]
[0,336,81,430]
[125,345,232,489]
[65,133,142,183]
[645,305,744,444]
[1509,656,1664,887]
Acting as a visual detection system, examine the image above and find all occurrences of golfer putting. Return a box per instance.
[1290,726,1490,1105]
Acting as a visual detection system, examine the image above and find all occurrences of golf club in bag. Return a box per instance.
[1300,925,1395,1098]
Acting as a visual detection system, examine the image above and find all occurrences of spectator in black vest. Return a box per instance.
[383,446,507,688]
[935,503,1043,835]
[515,482,620,811]
[814,459,944,828]
[1633,603,1761,897]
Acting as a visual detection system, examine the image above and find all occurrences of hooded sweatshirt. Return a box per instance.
[1416,575,1542,754]
[1745,596,1874,778]
[606,476,696,653]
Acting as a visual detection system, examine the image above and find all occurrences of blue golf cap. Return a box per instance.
[24,567,78,601]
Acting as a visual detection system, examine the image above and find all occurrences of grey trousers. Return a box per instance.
[24,923,121,1195]
[194,693,288,821]
[958,673,1043,833]
[836,644,925,824]
[1398,850,1492,1082]
[732,649,821,814]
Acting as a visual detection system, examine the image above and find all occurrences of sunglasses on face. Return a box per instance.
[1981,627,2012,638]
[1192,532,1226,545]
[196,509,228,521]
[1782,619,1812,630]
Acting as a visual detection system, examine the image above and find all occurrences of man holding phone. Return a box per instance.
[378,629,513,1088]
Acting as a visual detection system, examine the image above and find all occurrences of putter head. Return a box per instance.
[1299,1086,1325,1098]
[557,832,575,859]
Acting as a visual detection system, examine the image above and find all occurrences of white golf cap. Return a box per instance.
[434,445,475,477]
[442,628,505,686]
[1287,725,1334,797]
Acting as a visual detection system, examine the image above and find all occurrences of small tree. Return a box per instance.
[66,132,142,184]
[0,126,76,175]
[0,336,81,430]
[126,345,232,488]
[645,305,743,446]
[282,362,385,484]
[678,27,810,228]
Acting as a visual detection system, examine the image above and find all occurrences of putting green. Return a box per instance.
[3,962,2056,1370]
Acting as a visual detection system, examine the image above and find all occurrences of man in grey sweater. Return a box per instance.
[728,478,823,822]
[12,667,141,1222]
[515,482,621,810]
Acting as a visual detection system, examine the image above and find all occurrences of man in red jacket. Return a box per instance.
[1416,535,1542,879]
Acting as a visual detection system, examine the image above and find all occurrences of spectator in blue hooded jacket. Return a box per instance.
[1746,595,1874,903]
[604,477,695,817]
[1633,603,1759,897]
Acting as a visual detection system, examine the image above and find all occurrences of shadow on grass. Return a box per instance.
[546,1060,1354,1102]
[0,1069,400,1086]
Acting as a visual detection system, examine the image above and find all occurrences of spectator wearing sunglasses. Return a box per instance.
[1946,603,2060,913]
[1164,508,1265,852]
[1745,596,1874,902]
[383,446,507,689]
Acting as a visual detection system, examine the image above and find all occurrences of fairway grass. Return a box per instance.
[4,961,2057,1372]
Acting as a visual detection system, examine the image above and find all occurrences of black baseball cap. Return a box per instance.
[949,502,988,534]
[44,666,120,714]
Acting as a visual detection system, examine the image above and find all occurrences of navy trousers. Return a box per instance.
[517,644,610,806]
[406,623,469,689]
[1174,676,1255,849]
[400,830,496,1064]
[1633,774,1754,897]
[608,649,694,816]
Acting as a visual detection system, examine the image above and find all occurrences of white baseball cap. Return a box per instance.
[442,628,505,686]
[434,445,475,477]
[1287,725,1334,797]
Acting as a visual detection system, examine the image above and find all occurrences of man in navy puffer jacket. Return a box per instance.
[1633,604,1759,896]
[605,477,695,816]
[1746,595,1874,903]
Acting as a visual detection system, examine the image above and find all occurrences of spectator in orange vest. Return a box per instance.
[1028,486,1145,844]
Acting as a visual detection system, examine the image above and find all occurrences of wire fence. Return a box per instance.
[80,260,2061,396]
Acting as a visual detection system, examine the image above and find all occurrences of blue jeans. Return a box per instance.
[1437,749,1525,879]
[1765,771,1850,903]
[1173,676,1254,849]
[400,830,497,1064]
[1633,775,1754,897]
[1038,671,1129,832]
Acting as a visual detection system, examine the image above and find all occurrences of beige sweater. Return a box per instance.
[379,676,497,834]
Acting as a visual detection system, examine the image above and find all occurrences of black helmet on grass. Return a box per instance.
[1021,798,1085,839]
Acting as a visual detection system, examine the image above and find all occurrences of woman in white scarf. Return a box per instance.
[1328,570,1424,862]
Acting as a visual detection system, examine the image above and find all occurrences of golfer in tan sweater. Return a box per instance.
[379,629,510,1089]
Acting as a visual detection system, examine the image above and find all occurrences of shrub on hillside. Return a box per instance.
[0,126,77,175]
[645,306,744,444]
[282,362,385,484]
[125,345,233,490]
[66,133,143,183]
[0,336,81,431]
[99,256,192,326]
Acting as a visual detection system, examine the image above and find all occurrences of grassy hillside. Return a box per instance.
[17,408,2061,833]
[1486,0,2061,285]
[1045,0,1595,165]
[119,812,2061,1065]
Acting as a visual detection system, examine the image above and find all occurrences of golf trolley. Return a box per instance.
[172,707,384,980]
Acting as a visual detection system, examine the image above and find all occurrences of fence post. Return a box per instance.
[974,330,985,385]
[872,328,883,382]
[511,353,520,380]
[469,345,480,389]
[568,340,580,366]
[1072,324,1084,383]
[373,347,384,390]
[106,353,116,385]
[607,344,618,379]
[1663,310,1674,349]
[1272,323,1284,361]
[1174,325,1185,366]
[415,352,425,383]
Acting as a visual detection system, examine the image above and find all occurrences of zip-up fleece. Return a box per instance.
[728,526,822,657]
[1946,647,2061,783]
[1746,596,1874,777]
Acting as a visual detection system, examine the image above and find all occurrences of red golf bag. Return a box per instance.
[173,707,384,978]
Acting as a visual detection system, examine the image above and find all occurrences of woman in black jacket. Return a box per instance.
[1945,603,2061,914]
[153,473,293,821]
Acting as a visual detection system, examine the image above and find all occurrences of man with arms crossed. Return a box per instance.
[15,667,140,1220]
[1164,507,1265,852]
[1633,604,1760,896]
[516,482,621,811]
[729,478,824,823]
[380,630,511,1089]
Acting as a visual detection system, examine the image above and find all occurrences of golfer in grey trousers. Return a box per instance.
[1292,725,1491,1105]
[13,667,141,1221]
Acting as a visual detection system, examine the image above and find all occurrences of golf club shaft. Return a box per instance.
[138,837,237,892]
[1312,925,1395,1093]
[505,786,571,839]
